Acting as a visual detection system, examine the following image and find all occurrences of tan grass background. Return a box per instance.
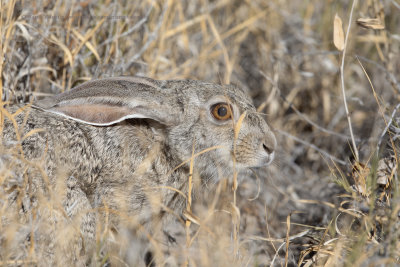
[1,0,399,266]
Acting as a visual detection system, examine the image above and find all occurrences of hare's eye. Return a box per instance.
[211,103,232,121]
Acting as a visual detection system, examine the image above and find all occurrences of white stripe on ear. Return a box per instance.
[46,109,149,126]
[45,104,149,126]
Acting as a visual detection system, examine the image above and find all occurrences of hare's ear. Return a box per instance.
[34,77,181,126]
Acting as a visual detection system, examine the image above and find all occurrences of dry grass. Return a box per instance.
[0,0,400,266]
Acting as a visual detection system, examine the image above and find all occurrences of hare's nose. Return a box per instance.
[262,134,276,155]
[263,143,274,154]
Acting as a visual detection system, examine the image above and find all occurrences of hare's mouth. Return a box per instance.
[239,152,275,169]
[264,151,275,166]
[256,150,275,167]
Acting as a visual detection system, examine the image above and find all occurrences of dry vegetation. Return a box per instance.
[0,0,400,266]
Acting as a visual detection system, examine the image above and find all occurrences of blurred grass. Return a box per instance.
[0,0,400,266]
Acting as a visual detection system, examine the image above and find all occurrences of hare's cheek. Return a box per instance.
[233,145,253,166]
[217,146,233,161]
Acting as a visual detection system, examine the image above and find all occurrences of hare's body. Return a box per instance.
[0,77,276,265]
[2,106,185,212]
[2,106,188,265]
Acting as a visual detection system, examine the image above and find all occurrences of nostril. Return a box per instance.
[262,143,274,154]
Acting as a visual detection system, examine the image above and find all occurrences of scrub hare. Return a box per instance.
[0,76,276,265]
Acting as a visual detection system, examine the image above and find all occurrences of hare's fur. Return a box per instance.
[0,77,276,265]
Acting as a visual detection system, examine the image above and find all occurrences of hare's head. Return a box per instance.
[36,77,276,181]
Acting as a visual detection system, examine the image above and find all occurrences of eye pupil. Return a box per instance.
[218,106,227,117]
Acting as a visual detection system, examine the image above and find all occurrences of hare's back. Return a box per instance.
[1,105,103,183]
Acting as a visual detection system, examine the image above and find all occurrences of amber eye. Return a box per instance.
[211,103,232,121]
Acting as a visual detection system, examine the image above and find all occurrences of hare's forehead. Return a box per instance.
[194,86,254,109]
